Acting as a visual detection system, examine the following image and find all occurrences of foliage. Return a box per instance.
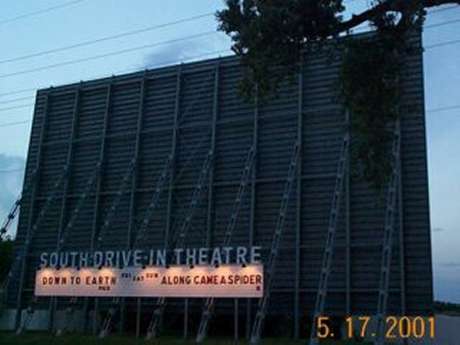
[341,32,402,191]
[215,0,453,189]
[434,301,460,316]
[0,238,14,284]
[217,0,345,100]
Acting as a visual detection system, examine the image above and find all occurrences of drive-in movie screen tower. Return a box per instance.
[1,1,459,345]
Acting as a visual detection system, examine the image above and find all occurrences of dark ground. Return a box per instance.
[0,333,370,345]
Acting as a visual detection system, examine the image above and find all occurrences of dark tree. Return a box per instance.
[217,0,459,98]
[216,0,459,190]
[0,238,14,284]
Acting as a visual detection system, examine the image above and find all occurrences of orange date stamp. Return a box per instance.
[315,315,435,340]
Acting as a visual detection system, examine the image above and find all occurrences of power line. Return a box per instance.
[0,96,34,105]
[0,48,231,118]
[427,104,460,113]
[0,47,231,105]
[0,88,37,98]
[0,168,24,173]
[0,10,459,101]
[0,12,215,65]
[9,5,448,68]
[3,5,454,67]
[3,27,459,84]
[0,120,30,128]
[0,104,34,112]
[0,10,458,91]
[0,31,220,79]
[425,17,460,30]
[425,37,460,49]
[429,4,460,15]
[0,0,86,26]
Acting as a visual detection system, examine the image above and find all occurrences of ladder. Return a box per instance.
[96,159,138,338]
[249,141,301,345]
[14,164,99,334]
[57,162,102,253]
[132,155,173,248]
[14,166,69,334]
[96,158,137,247]
[146,150,214,340]
[52,163,102,335]
[0,169,38,240]
[16,297,38,335]
[97,156,173,338]
[196,146,256,343]
[308,131,350,345]
[98,298,120,338]
[374,120,401,345]
[55,297,78,336]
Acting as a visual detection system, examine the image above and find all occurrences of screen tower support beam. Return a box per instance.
[87,83,113,334]
[294,58,304,340]
[246,87,259,340]
[120,73,147,335]
[14,92,50,330]
[49,85,81,332]
[345,111,351,316]
[189,61,220,340]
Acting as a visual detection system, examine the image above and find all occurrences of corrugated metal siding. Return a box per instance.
[9,32,433,319]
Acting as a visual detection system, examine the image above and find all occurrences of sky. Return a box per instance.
[0,0,459,303]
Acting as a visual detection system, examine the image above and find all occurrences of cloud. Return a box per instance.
[0,154,26,238]
[144,40,201,69]
[433,227,446,233]
[144,36,217,69]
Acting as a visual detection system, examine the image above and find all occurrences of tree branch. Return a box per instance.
[338,0,460,33]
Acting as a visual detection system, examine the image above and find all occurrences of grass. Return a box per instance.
[0,333,371,345]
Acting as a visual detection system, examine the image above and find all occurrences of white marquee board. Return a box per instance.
[35,264,263,298]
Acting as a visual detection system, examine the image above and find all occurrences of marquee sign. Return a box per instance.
[35,246,264,298]
[35,264,263,298]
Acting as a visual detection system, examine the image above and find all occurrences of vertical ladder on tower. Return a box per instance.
[98,297,120,338]
[57,162,102,254]
[0,169,38,240]
[55,297,78,336]
[96,158,137,248]
[96,159,138,338]
[374,120,401,345]
[146,150,214,340]
[13,163,99,334]
[308,130,350,345]
[97,155,173,338]
[249,141,300,345]
[132,155,173,248]
[52,162,102,335]
[15,166,69,335]
[195,146,256,343]
[16,297,38,335]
